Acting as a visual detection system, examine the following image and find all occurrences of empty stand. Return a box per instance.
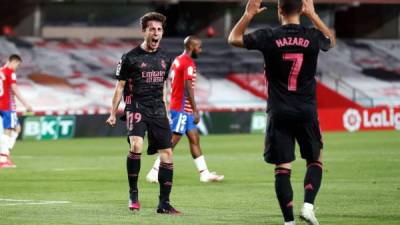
[1,37,399,113]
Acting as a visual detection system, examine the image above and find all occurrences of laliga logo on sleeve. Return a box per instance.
[343,108,362,132]
[116,60,122,76]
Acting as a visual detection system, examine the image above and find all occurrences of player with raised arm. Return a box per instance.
[228,0,335,224]
[146,36,224,183]
[0,54,32,168]
[106,12,181,214]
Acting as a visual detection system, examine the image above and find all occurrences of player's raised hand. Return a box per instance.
[106,114,117,127]
[302,0,316,17]
[245,0,267,17]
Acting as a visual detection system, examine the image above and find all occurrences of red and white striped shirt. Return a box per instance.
[169,54,196,113]
[0,66,17,111]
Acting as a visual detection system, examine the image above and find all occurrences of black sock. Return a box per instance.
[127,152,141,202]
[275,168,294,222]
[304,161,323,204]
[158,162,173,204]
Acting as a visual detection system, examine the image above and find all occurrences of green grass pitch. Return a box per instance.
[0,131,399,225]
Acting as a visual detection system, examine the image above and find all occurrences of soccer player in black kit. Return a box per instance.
[106,12,181,215]
[229,0,335,224]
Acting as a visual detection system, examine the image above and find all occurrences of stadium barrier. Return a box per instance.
[319,106,400,132]
[5,106,398,141]
[17,112,255,140]
[18,115,126,140]
[246,106,400,133]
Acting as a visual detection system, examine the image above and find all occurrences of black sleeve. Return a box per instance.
[312,28,331,52]
[115,54,130,80]
[243,28,272,51]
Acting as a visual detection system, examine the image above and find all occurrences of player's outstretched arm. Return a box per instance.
[228,0,266,47]
[106,80,125,127]
[11,84,32,112]
[302,0,336,48]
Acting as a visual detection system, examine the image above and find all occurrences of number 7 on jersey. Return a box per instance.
[283,53,304,91]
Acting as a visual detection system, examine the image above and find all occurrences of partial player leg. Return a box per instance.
[171,133,182,149]
[300,151,323,225]
[8,123,21,151]
[146,134,182,183]
[0,111,16,168]
[157,148,181,215]
[0,133,11,164]
[146,156,160,183]
[186,129,224,182]
[4,122,20,168]
[275,163,294,224]
[127,136,143,211]
[264,115,296,224]
[0,129,15,168]
[296,118,323,225]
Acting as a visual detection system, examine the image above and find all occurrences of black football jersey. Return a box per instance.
[244,24,331,121]
[115,46,172,118]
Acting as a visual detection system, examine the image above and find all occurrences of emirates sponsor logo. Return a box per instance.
[141,71,165,83]
[343,108,400,132]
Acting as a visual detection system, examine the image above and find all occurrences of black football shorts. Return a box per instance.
[125,111,172,155]
[264,114,323,164]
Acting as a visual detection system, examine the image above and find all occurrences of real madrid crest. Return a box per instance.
[161,60,166,70]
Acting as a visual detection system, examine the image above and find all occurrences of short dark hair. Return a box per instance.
[278,0,303,15]
[140,12,166,31]
[8,54,22,62]
[184,35,201,49]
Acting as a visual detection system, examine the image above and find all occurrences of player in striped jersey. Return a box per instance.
[0,55,32,168]
[146,36,224,183]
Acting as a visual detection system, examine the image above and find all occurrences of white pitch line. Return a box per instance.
[0,198,70,206]
[0,199,33,202]
[2,202,70,206]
